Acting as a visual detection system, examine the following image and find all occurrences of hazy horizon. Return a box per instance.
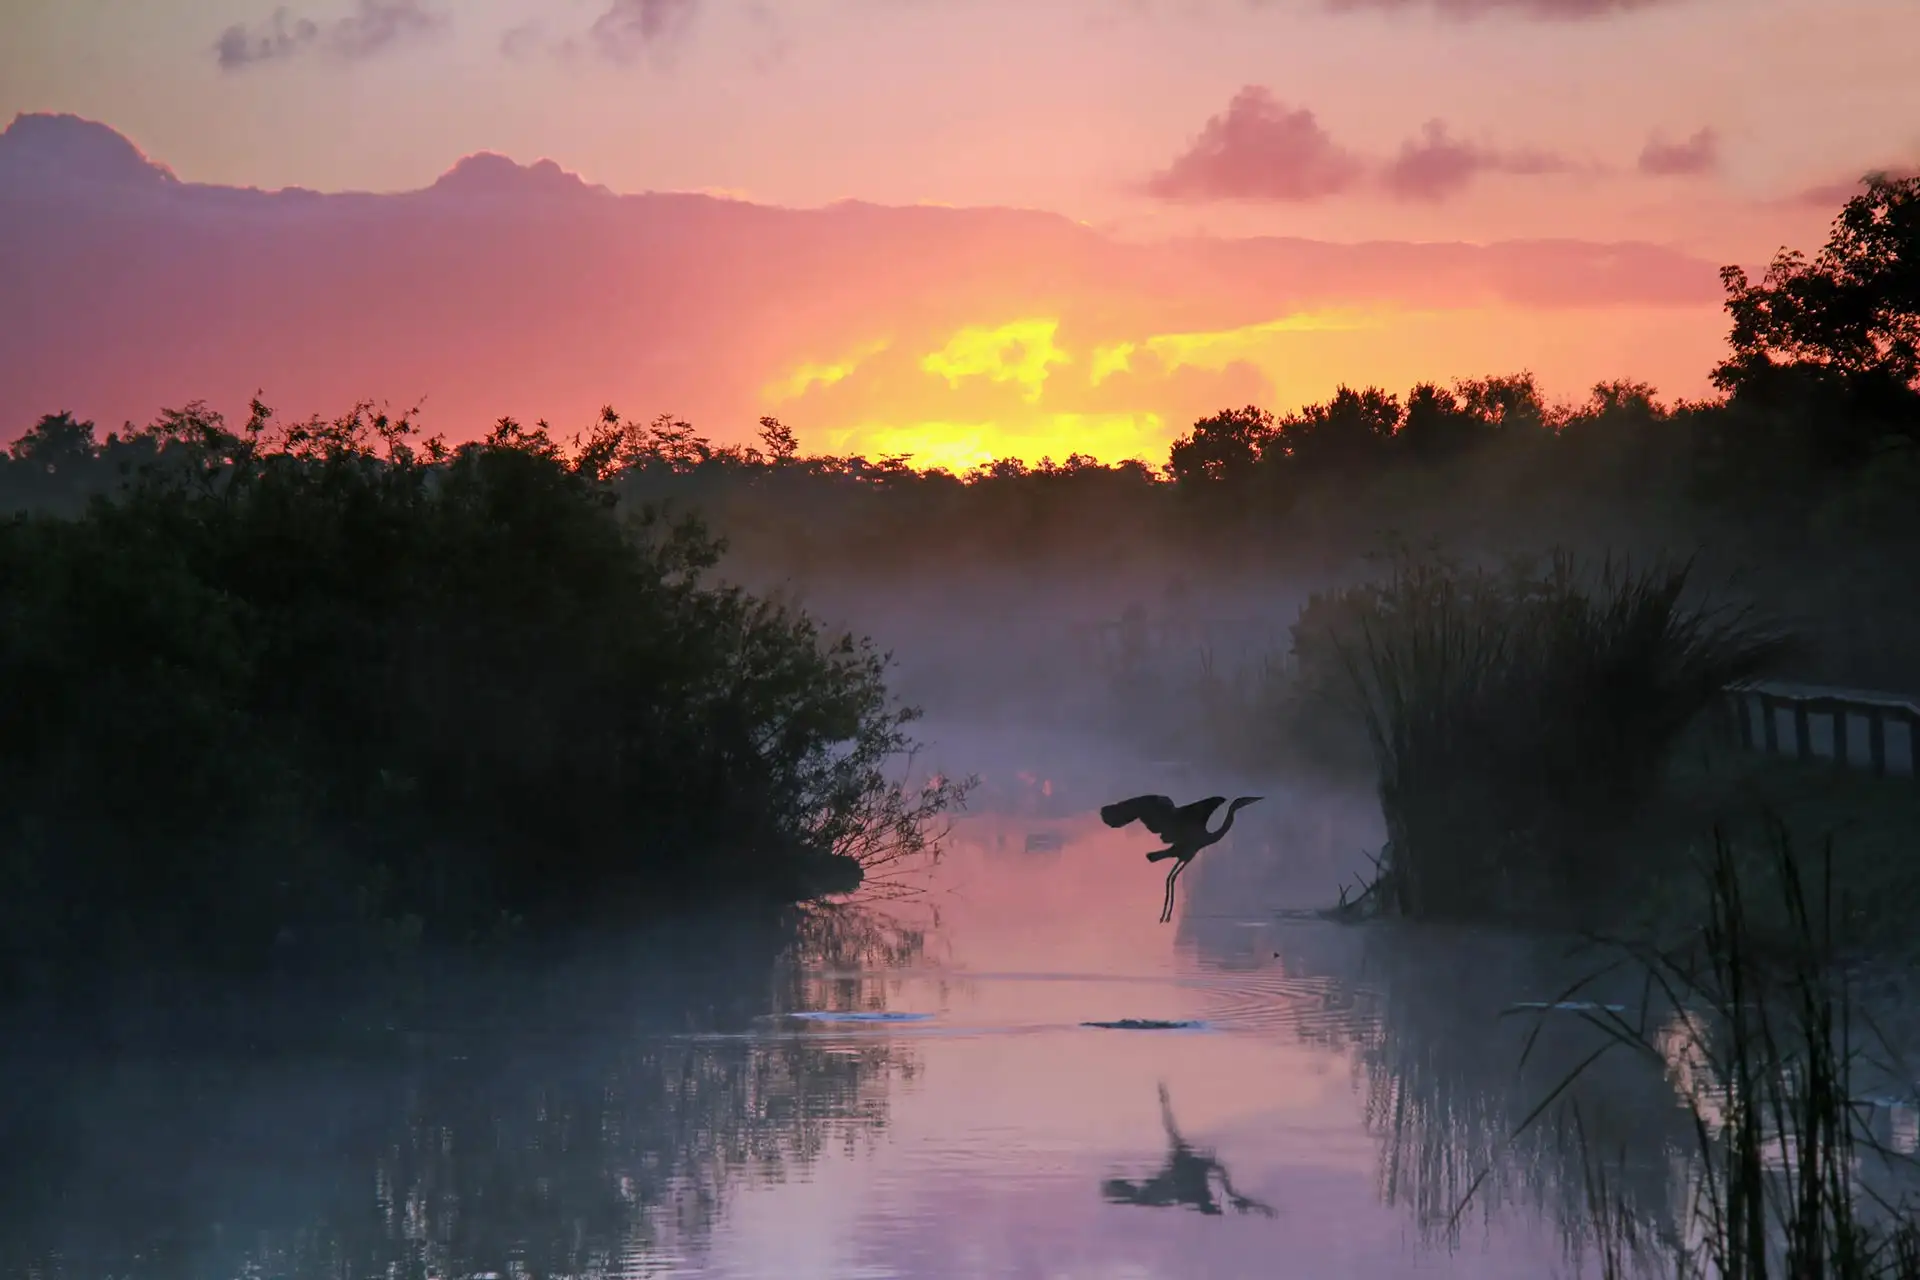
[6,0,1916,467]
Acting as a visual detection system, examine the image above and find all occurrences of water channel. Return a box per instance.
[6,722,1917,1278]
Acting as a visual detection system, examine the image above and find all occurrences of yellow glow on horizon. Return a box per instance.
[1141,308,1388,370]
[1089,341,1135,385]
[919,318,1070,404]
[765,337,892,403]
[762,300,1724,474]
[776,310,1387,471]
[823,412,1164,474]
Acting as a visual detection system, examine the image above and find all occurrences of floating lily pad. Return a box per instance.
[785,1011,934,1023]
[1505,1001,1628,1014]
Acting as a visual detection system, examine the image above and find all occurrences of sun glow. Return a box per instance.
[820,413,1165,474]
[758,301,1724,472]
[1139,308,1391,370]
[1088,341,1136,385]
[764,337,892,403]
[782,312,1376,470]
[918,319,1070,404]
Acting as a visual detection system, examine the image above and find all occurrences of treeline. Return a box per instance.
[648,172,1914,571]
[10,178,1916,590]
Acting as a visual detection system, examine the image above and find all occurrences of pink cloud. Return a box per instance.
[0,113,176,189]
[506,0,699,64]
[589,0,700,61]
[1637,127,1719,177]
[427,152,613,199]
[1381,120,1570,202]
[0,115,1729,448]
[1145,92,1572,205]
[1324,0,1681,17]
[1788,165,1920,207]
[1141,87,1365,203]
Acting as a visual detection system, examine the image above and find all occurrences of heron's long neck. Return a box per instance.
[1209,802,1252,841]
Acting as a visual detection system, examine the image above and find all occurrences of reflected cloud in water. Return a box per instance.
[2,724,1776,1279]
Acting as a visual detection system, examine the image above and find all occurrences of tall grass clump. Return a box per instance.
[1494,824,1920,1279]
[1322,549,1788,920]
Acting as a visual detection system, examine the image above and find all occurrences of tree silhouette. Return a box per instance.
[758,415,799,462]
[1713,172,1920,466]
[1717,173,1920,396]
[1165,405,1273,485]
[1270,385,1400,476]
[8,411,97,472]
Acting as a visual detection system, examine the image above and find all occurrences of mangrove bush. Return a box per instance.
[0,401,963,994]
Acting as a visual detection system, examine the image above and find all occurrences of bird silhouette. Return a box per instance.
[1100,792,1263,923]
[1101,1082,1277,1218]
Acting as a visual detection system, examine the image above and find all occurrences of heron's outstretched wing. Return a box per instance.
[1175,796,1227,829]
[1100,794,1182,841]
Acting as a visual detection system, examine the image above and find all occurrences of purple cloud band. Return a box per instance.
[214,0,445,70]
[1145,86,1718,204]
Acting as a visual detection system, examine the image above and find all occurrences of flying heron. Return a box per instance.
[1100,792,1263,923]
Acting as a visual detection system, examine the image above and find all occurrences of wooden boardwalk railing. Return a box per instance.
[1722,681,1919,779]
[1069,613,1919,782]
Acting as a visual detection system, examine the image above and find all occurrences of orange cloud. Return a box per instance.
[763,337,892,403]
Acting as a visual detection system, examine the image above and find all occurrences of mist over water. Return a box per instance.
[4,570,1915,1280]
[0,674,1715,1280]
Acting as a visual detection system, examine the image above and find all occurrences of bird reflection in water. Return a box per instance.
[1100,1083,1277,1218]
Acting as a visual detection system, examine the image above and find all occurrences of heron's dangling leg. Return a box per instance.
[1157,1082,1180,1140]
[1160,859,1190,923]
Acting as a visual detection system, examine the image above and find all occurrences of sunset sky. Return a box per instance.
[5,0,1917,467]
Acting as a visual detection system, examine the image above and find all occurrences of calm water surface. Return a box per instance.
[7,723,1862,1279]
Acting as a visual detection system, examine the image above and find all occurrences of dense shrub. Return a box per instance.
[0,403,962,991]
